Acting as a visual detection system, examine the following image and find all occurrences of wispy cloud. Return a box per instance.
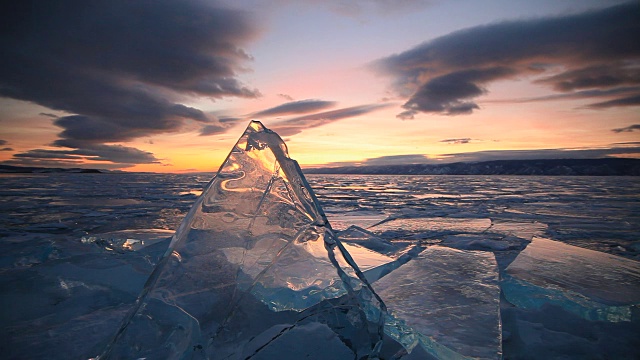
[1,0,261,168]
[612,124,640,133]
[535,65,640,92]
[199,123,229,136]
[0,140,11,151]
[361,154,431,166]
[586,94,640,109]
[494,86,640,104]
[278,93,294,101]
[318,145,640,167]
[440,138,472,144]
[435,147,640,163]
[252,99,337,118]
[375,2,640,118]
[330,0,436,17]
[198,116,245,136]
[271,103,392,136]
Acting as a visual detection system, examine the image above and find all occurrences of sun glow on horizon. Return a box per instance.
[1,1,638,173]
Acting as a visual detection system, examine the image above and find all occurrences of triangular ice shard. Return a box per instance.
[98,121,386,359]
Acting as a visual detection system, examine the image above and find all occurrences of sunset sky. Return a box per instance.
[1,0,639,172]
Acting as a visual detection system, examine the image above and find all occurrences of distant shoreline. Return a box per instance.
[0,165,102,174]
[2,158,639,176]
[303,158,640,176]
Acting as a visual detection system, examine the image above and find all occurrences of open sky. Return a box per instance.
[1,0,639,172]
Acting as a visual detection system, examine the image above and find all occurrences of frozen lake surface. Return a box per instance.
[1,173,639,359]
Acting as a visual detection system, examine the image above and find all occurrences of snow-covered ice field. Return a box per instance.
[1,172,639,359]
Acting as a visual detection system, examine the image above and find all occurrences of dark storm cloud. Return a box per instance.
[0,140,7,146]
[271,103,391,136]
[612,124,640,133]
[39,113,59,119]
[398,67,515,118]
[376,2,640,117]
[11,144,159,165]
[252,99,337,118]
[440,138,472,144]
[2,157,136,170]
[0,0,260,167]
[14,150,82,160]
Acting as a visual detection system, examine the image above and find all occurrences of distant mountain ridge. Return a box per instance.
[303,158,640,176]
[0,165,102,174]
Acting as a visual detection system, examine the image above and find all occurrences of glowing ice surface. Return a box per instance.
[503,237,640,322]
[369,217,492,239]
[98,121,386,359]
[373,246,502,360]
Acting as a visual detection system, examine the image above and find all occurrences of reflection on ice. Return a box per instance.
[326,210,388,231]
[486,220,547,242]
[369,217,492,239]
[80,229,174,253]
[338,225,399,254]
[503,237,640,322]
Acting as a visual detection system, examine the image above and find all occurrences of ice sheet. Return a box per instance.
[97,121,386,360]
[369,217,492,239]
[2,162,639,359]
[373,245,502,359]
[503,237,640,322]
[1,230,165,359]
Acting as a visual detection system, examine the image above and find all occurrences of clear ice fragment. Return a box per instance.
[338,226,424,284]
[485,220,547,242]
[81,229,174,253]
[97,121,385,359]
[503,237,640,322]
[373,245,502,360]
[338,225,399,254]
[326,211,388,231]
